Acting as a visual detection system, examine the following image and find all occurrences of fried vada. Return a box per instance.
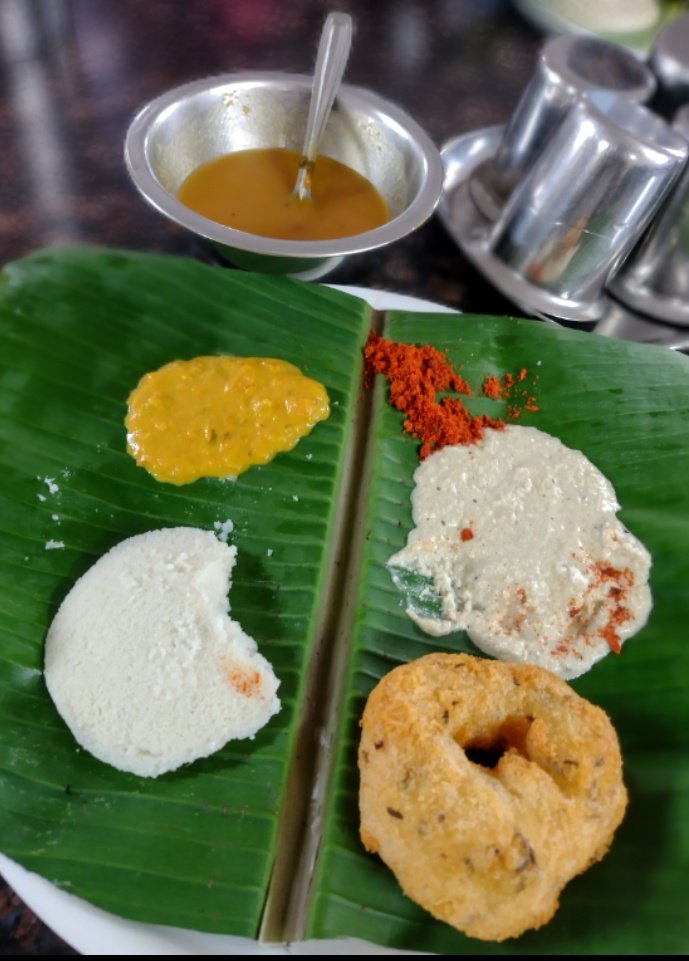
[358,652,627,942]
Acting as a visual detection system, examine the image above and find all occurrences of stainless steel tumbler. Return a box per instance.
[483,92,688,322]
[470,34,657,220]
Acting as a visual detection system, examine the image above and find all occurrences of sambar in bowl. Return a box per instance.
[124,72,444,279]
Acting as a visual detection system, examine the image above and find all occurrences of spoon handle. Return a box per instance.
[295,12,353,200]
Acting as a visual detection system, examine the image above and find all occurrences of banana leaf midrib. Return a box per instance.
[268,316,388,944]
[256,305,383,940]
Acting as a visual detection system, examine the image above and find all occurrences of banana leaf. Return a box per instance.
[306,313,689,955]
[0,246,372,936]
[1,248,688,954]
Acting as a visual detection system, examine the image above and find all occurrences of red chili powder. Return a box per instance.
[228,669,262,697]
[482,375,502,400]
[363,332,505,459]
[592,563,635,654]
[459,527,474,541]
[482,369,539,419]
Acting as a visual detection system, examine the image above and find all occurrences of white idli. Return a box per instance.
[44,527,280,777]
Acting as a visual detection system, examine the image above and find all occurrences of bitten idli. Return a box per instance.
[44,527,280,777]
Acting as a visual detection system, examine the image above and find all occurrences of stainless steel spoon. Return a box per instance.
[293,11,353,202]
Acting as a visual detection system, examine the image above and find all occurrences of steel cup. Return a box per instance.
[469,34,656,220]
[610,104,689,324]
[480,91,688,322]
[649,12,689,117]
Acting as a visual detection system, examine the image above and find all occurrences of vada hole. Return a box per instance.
[463,742,505,768]
[460,716,533,769]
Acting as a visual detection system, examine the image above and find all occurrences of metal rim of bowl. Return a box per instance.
[124,71,444,259]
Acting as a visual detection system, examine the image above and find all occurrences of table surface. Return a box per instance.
[0,0,680,954]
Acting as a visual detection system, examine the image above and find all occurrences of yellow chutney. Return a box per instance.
[125,355,330,484]
[176,148,389,240]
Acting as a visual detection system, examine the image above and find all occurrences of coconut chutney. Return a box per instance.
[388,426,652,679]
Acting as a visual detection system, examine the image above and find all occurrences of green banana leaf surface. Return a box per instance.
[0,247,688,954]
[308,312,689,954]
[0,246,372,936]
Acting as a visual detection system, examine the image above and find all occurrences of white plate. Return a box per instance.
[0,285,455,957]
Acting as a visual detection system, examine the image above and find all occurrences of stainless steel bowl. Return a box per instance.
[124,72,444,279]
